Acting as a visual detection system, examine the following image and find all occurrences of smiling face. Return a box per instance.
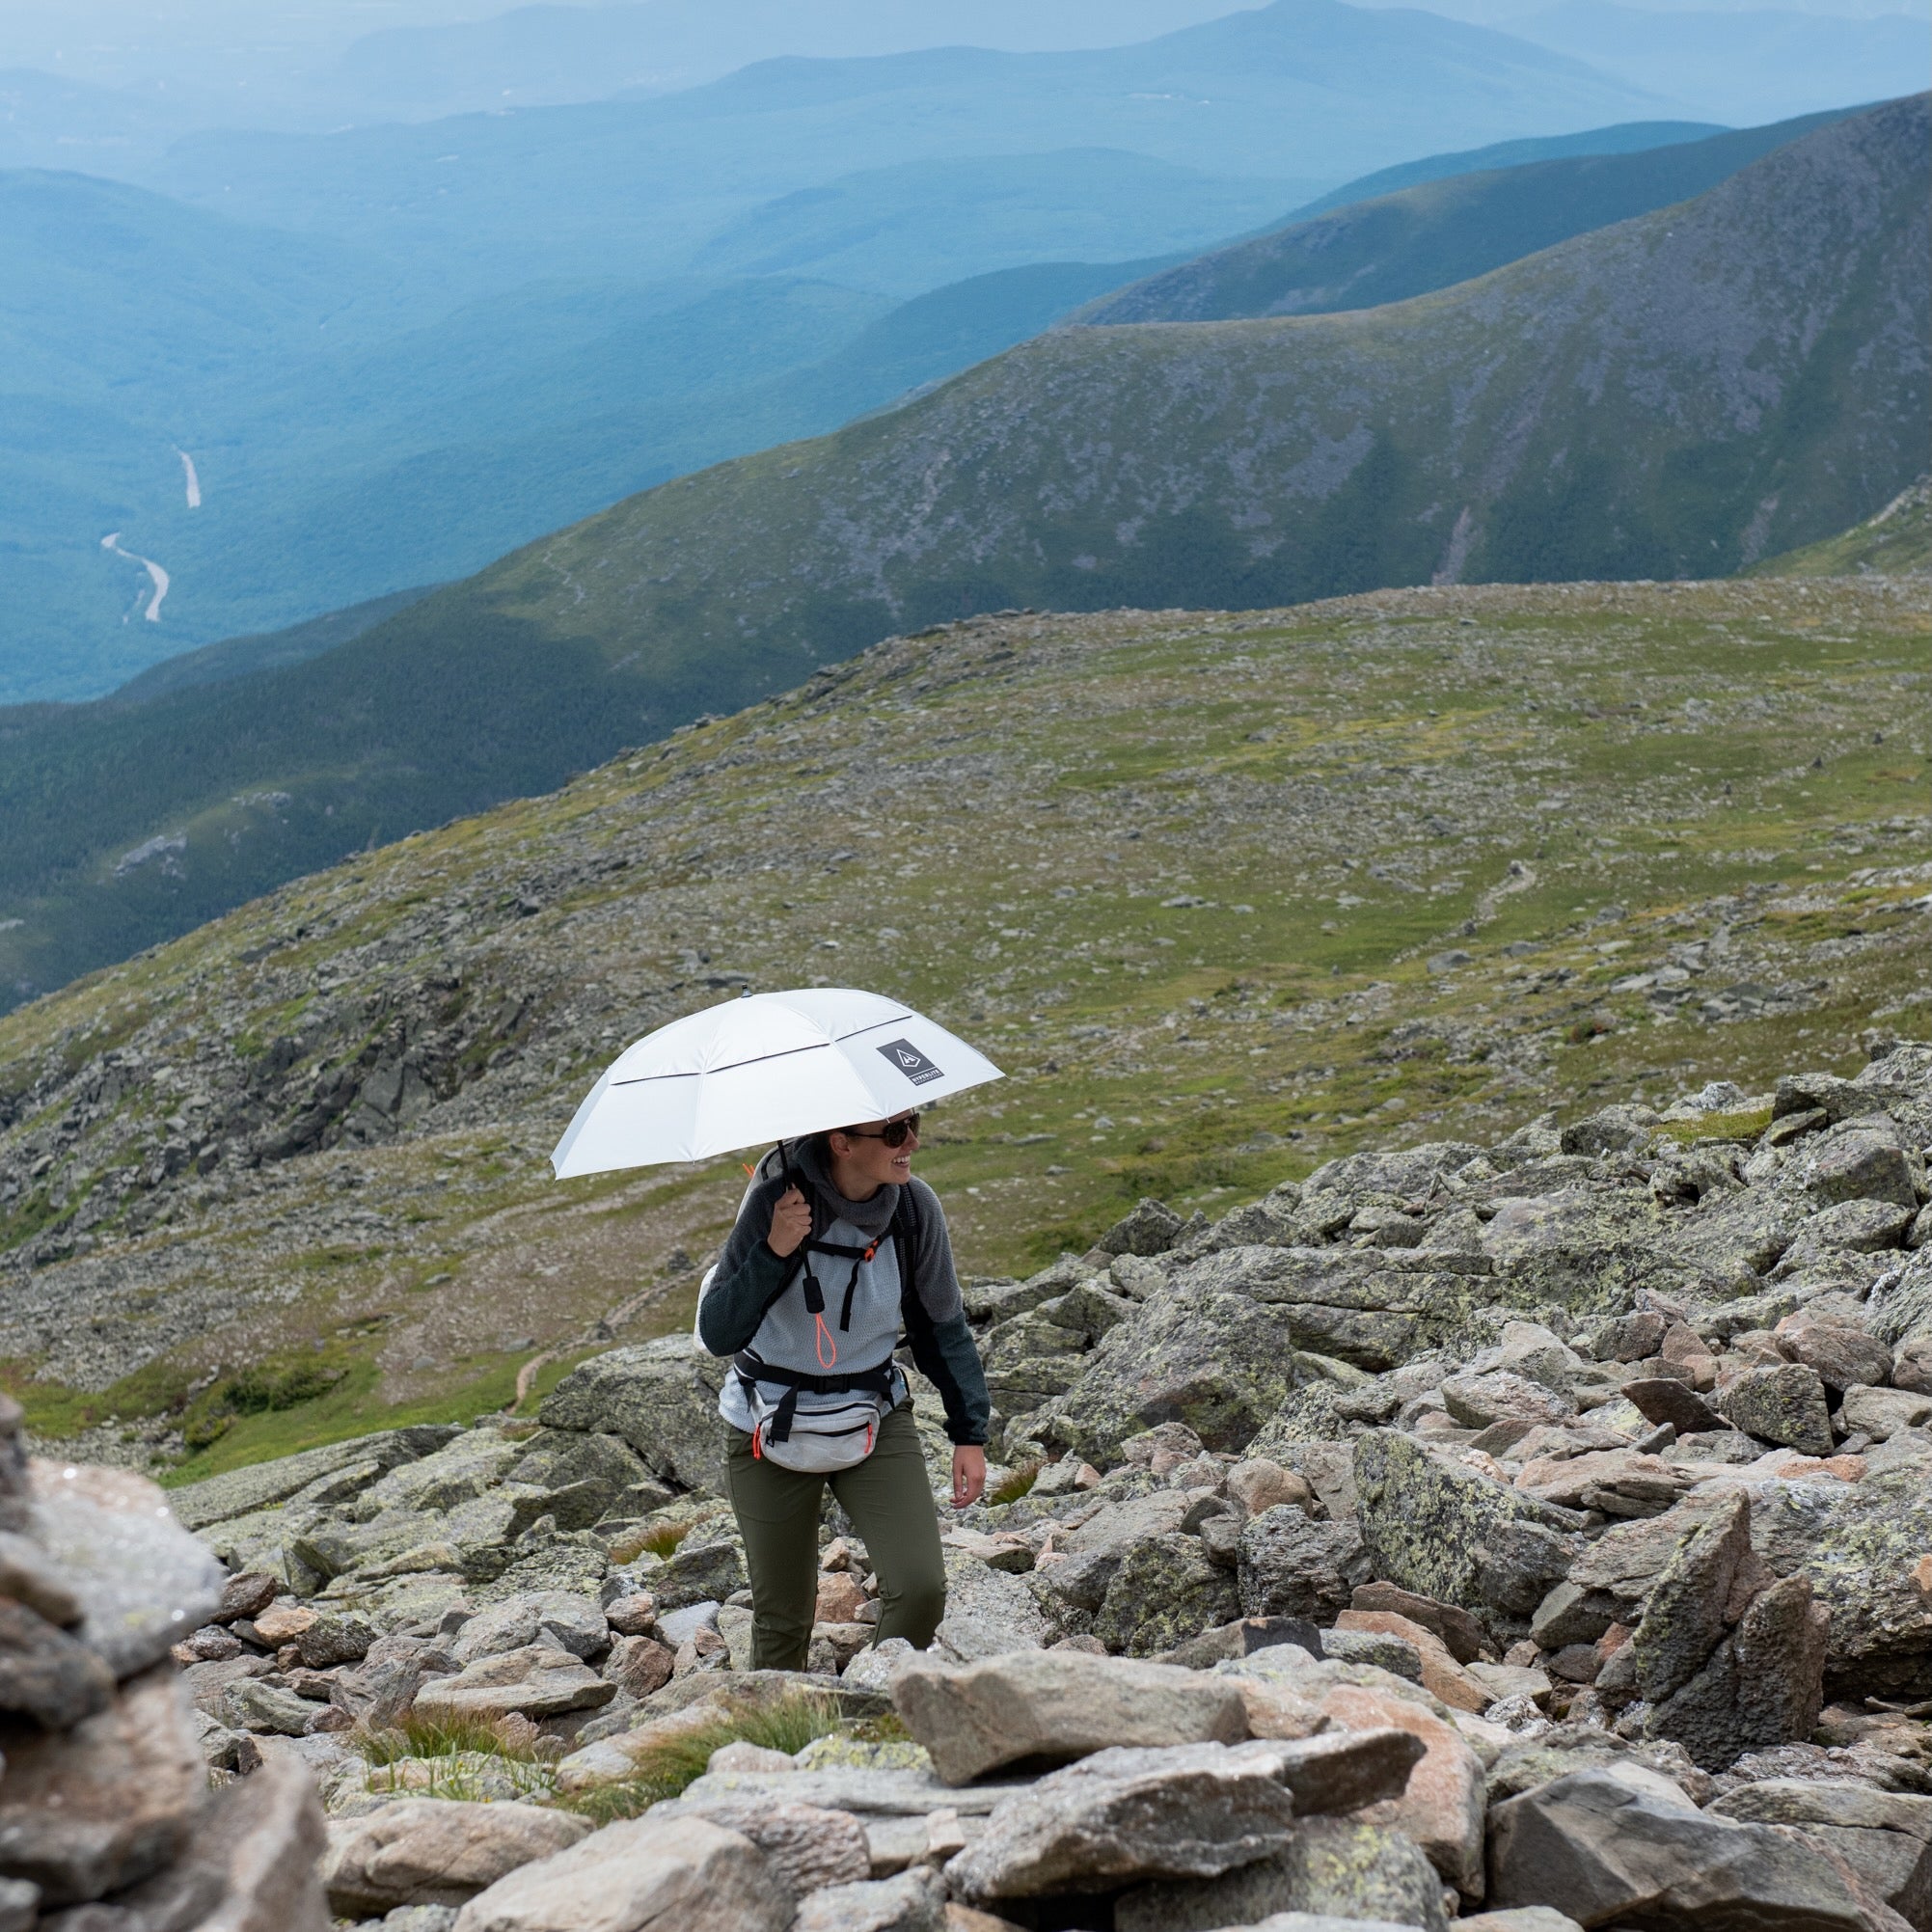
[826,1110,919,1199]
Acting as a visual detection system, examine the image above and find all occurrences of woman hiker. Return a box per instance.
[696,1107,991,1671]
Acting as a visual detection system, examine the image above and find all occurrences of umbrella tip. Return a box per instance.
[740,987,751,998]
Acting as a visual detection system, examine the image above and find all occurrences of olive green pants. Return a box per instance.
[725,1401,947,1672]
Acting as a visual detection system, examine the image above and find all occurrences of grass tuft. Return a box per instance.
[610,1517,696,1565]
[557,1693,844,1825]
[988,1458,1044,1506]
[1656,1104,1775,1146]
[351,1708,550,1767]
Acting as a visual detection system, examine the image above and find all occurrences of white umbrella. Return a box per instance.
[550,987,1003,1178]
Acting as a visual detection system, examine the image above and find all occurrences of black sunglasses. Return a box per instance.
[841,1113,920,1148]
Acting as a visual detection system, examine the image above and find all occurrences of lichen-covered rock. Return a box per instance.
[1050,1293,1296,1459]
[450,1592,608,1664]
[1631,1492,1757,1707]
[1115,1815,1450,1932]
[1721,1363,1836,1456]
[1763,1463,1932,1700]
[1354,1432,1579,1618]
[655,1532,748,1612]
[949,1735,1420,1903]
[1092,1534,1240,1657]
[1237,1508,1365,1624]
[167,1429,463,1535]
[927,1546,1049,1664]
[1440,1370,1575,1430]
[1483,1189,1712,1311]
[1798,1121,1922,1212]
[1099,1199,1186,1257]
[537,1338,731,1494]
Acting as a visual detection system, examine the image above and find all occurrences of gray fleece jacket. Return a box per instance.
[697,1138,992,1446]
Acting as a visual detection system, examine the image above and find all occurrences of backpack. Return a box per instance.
[697,1144,919,1472]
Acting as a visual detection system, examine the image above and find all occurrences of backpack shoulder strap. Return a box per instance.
[891,1184,920,1314]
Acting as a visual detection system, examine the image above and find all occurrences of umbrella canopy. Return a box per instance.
[550,987,1003,1177]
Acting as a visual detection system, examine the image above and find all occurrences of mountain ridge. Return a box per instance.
[1071,105,1861,323]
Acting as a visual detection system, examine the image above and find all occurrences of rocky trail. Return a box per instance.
[7,1040,1928,1931]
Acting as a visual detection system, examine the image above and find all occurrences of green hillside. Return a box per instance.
[1075,106,1855,323]
[1755,476,1932,579]
[0,575,1923,1474]
[0,96,1921,1015]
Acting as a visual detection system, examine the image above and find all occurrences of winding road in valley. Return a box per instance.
[100,531,170,623]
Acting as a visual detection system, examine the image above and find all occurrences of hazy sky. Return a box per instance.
[5,0,1921,74]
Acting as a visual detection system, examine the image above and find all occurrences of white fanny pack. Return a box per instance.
[733,1355,899,1474]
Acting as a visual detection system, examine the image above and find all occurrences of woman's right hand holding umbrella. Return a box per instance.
[766,1184,810,1258]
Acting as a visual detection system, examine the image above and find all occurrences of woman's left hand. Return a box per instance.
[951,1445,986,1509]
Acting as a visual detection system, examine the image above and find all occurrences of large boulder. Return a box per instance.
[29,1464,229,1679]
[1050,1293,1297,1460]
[1301,1145,1484,1201]
[167,1427,463,1534]
[1483,1190,1714,1311]
[934,1547,1051,1664]
[946,1735,1422,1902]
[890,1650,1249,1783]
[449,1814,791,1932]
[647,1797,870,1898]
[411,1646,616,1723]
[1487,1766,1881,1929]
[1354,1432,1580,1619]
[1091,1535,1242,1658]
[1797,1119,1922,1212]
[0,1665,207,1904]
[1763,1462,1932,1700]
[1099,1199,1187,1257]
[322,1802,592,1916]
[1115,1816,1451,1932]
[1707,1782,1932,1929]
[538,1339,732,1494]
[1238,1509,1366,1624]
[1715,1368,1831,1453]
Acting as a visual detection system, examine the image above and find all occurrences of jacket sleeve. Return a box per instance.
[903,1310,993,1447]
[900,1181,991,1446]
[696,1169,798,1357]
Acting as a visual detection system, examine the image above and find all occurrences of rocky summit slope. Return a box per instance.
[106,1039,1932,1932]
[0,574,1927,1472]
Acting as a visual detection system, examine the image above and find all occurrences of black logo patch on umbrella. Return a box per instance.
[879,1039,943,1086]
